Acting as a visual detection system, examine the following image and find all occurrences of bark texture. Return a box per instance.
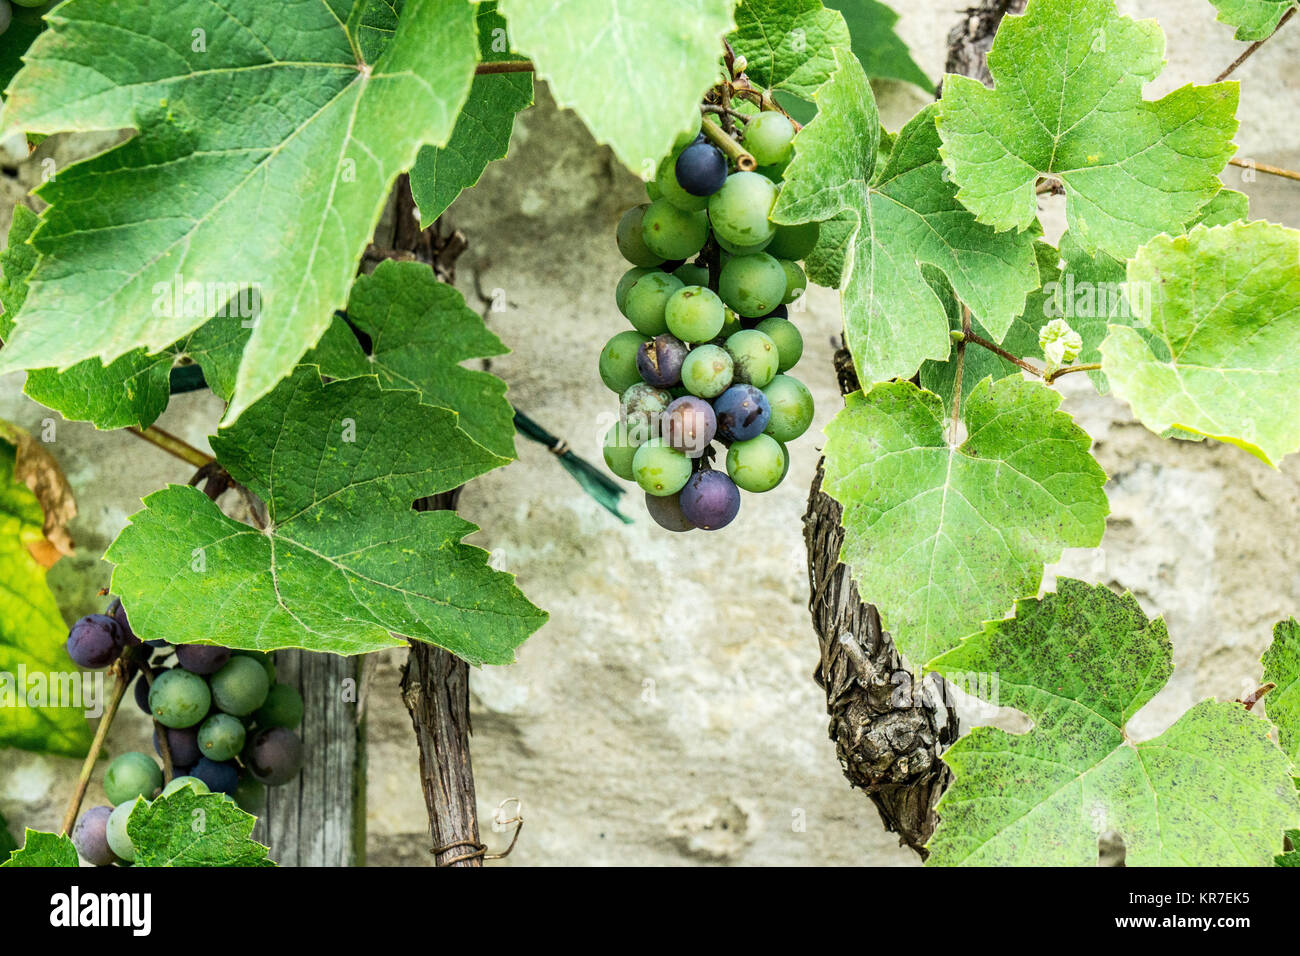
[942,0,1028,91]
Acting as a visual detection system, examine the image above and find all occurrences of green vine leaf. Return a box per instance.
[2,829,78,867]
[312,261,516,460]
[496,0,735,174]
[0,810,16,858]
[127,790,275,867]
[1262,619,1300,762]
[410,2,534,224]
[936,0,1239,261]
[929,579,1300,866]
[826,0,930,89]
[0,0,481,423]
[0,433,91,757]
[730,0,852,100]
[1100,221,1300,466]
[107,367,546,662]
[821,377,1108,665]
[774,53,1040,386]
[1210,0,1296,40]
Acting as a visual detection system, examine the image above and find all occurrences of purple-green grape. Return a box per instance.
[674,141,727,196]
[616,266,655,314]
[191,757,239,795]
[725,329,779,388]
[680,344,734,398]
[72,806,116,866]
[247,727,305,786]
[665,285,725,342]
[741,111,795,166]
[707,171,778,248]
[599,330,650,394]
[654,152,709,212]
[66,615,122,669]
[162,775,210,797]
[631,438,693,497]
[616,204,665,267]
[149,668,212,729]
[679,470,741,530]
[603,423,639,480]
[672,262,709,287]
[176,643,230,676]
[234,777,267,814]
[104,751,163,806]
[621,382,672,445]
[155,725,202,767]
[719,253,787,318]
[255,683,304,730]
[766,221,819,260]
[198,713,247,762]
[779,259,806,303]
[105,802,136,863]
[755,316,803,371]
[209,656,270,717]
[762,374,815,442]
[644,492,695,532]
[713,384,772,442]
[726,434,787,492]
[662,396,717,457]
[641,199,709,260]
[636,333,688,388]
[623,270,682,336]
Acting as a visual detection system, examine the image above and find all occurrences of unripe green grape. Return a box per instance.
[762,374,814,442]
[708,171,778,248]
[209,656,271,717]
[632,438,693,497]
[779,259,806,303]
[755,316,803,371]
[198,713,247,762]
[719,253,786,317]
[149,668,212,729]
[725,329,779,388]
[672,110,703,151]
[718,308,743,340]
[742,111,795,166]
[0,3,10,35]
[665,286,725,343]
[766,221,819,261]
[235,777,267,815]
[641,199,708,260]
[162,775,210,797]
[755,161,790,182]
[616,204,665,267]
[232,649,276,683]
[10,0,47,7]
[673,262,709,287]
[616,266,656,315]
[624,271,683,335]
[104,752,163,806]
[603,423,638,480]
[106,802,136,863]
[256,683,305,730]
[645,179,662,201]
[654,152,709,212]
[681,344,735,398]
[599,330,650,394]
[714,231,772,256]
[726,434,787,492]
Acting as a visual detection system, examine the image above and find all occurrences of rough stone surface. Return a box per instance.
[2,0,1299,866]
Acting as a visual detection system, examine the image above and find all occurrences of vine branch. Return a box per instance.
[475,60,534,75]
[700,116,756,171]
[126,425,214,469]
[1228,156,1300,182]
[58,664,131,835]
[950,306,972,443]
[1214,7,1295,81]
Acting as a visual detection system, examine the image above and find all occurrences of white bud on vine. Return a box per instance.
[1038,318,1082,376]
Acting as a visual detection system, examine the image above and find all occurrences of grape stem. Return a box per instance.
[701,103,750,123]
[1228,157,1300,183]
[700,116,756,172]
[1044,362,1102,384]
[949,306,972,444]
[58,663,131,835]
[475,60,534,75]
[962,330,1100,384]
[126,425,214,469]
[1214,7,1295,82]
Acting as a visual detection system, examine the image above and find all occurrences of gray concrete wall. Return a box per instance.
[3,0,1299,866]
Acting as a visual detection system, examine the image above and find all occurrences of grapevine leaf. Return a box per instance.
[0,3,49,100]
[1210,0,1296,41]
[730,0,852,100]
[410,2,533,224]
[496,0,735,173]
[127,791,275,867]
[0,435,91,757]
[1100,221,1300,466]
[107,367,546,663]
[775,52,1040,386]
[929,580,1300,866]
[936,0,1239,261]
[1,829,77,867]
[1262,619,1300,762]
[826,0,930,89]
[821,377,1108,665]
[315,261,516,459]
[0,811,16,857]
[0,0,481,423]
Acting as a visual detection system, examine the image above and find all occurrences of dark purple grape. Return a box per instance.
[636,334,688,388]
[764,304,789,320]
[246,727,305,786]
[106,597,142,646]
[190,757,240,795]
[663,396,717,457]
[175,643,231,675]
[644,492,695,532]
[658,258,687,273]
[66,615,122,669]
[154,725,202,767]
[133,672,153,714]
[72,806,116,866]
[680,470,741,530]
[713,384,771,442]
[675,142,727,196]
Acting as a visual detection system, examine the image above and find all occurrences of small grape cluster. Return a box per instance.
[600,107,817,531]
[66,598,305,865]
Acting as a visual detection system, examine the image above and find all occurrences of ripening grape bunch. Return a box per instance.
[600,104,817,532]
[65,597,305,865]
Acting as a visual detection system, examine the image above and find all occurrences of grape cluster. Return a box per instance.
[66,598,304,865]
[600,109,816,531]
